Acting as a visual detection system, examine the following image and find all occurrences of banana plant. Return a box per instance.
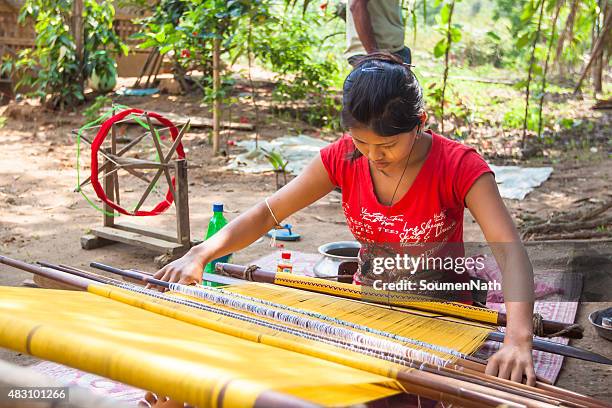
[262,148,290,190]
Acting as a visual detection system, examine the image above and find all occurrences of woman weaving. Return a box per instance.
[155,53,537,386]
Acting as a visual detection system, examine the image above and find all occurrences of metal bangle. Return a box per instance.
[265,198,282,228]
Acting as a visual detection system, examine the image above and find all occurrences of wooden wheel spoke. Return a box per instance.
[111,121,120,206]
[100,165,152,185]
[146,113,176,202]
[164,120,189,162]
[133,169,165,213]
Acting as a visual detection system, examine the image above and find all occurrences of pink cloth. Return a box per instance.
[466,254,563,303]
[477,302,578,384]
[30,361,144,406]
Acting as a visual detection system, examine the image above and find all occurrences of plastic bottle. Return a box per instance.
[277,251,293,274]
[203,203,231,286]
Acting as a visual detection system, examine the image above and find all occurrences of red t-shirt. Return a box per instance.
[320,131,493,293]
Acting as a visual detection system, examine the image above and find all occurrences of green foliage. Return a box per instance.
[458,31,507,67]
[136,0,340,129]
[83,95,112,123]
[136,0,262,83]
[4,0,127,109]
[430,0,463,133]
[0,116,6,129]
[262,148,289,172]
[238,4,341,129]
[502,104,552,132]
[201,75,237,104]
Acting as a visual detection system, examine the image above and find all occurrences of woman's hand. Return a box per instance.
[485,337,536,386]
[148,248,208,291]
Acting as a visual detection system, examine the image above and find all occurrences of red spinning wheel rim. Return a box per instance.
[90,108,186,216]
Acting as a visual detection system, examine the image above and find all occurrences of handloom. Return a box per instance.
[0,256,609,408]
[214,263,584,339]
[86,262,612,366]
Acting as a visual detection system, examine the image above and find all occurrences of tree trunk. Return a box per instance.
[574,4,612,93]
[554,0,578,77]
[592,0,607,93]
[212,37,221,155]
[440,0,456,135]
[522,0,546,148]
[72,0,84,95]
[538,0,563,138]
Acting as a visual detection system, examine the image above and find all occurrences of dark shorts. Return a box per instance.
[348,46,412,67]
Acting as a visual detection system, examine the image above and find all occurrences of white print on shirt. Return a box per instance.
[343,202,456,244]
[399,210,456,243]
[360,208,404,226]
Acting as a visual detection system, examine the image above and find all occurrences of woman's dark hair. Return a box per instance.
[341,52,424,136]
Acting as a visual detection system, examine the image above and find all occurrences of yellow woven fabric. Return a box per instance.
[0,287,402,407]
[271,272,500,324]
[226,282,492,358]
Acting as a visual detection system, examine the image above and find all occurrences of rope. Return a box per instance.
[533,313,582,338]
[243,264,260,281]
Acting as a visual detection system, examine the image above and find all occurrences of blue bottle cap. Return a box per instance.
[213,203,224,212]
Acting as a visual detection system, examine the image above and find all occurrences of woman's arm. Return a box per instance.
[464,173,536,386]
[152,155,336,286]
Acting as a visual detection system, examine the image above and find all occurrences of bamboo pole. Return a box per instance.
[521,0,546,148]
[574,4,612,93]
[72,0,84,95]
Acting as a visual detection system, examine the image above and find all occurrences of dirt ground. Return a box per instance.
[0,83,610,401]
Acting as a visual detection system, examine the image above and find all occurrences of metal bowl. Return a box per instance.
[588,307,612,341]
[313,241,361,280]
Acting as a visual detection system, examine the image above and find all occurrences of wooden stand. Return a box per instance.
[79,112,199,267]
[81,159,199,267]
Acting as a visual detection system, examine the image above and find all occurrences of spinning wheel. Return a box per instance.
[76,108,198,266]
